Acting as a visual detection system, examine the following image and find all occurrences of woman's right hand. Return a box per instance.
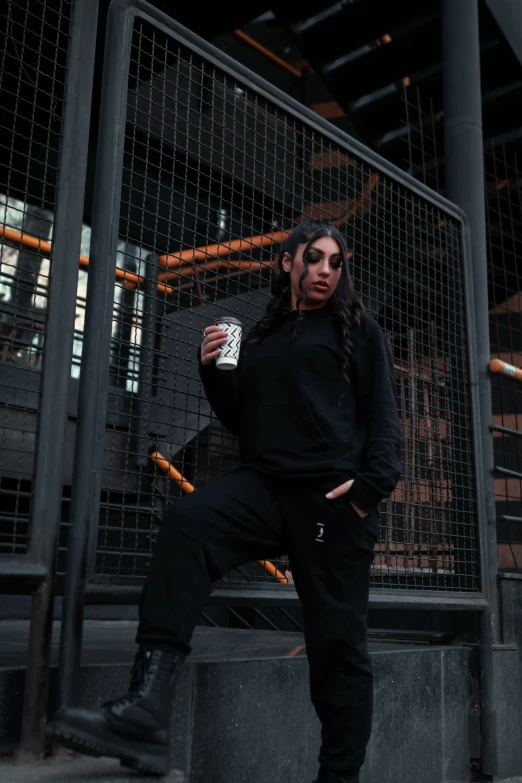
[200,325,229,366]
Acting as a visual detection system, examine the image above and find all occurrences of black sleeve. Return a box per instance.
[197,327,253,438]
[198,347,241,438]
[348,322,404,512]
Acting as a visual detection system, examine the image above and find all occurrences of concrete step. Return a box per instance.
[0,753,185,783]
[0,622,473,783]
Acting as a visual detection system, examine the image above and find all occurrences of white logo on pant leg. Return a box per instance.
[315,522,325,543]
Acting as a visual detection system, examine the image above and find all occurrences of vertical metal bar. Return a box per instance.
[19,0,99,754]
[406,328,416,568]
[56,0,135,711]
[423,384,435,572]
[442,0,499,775]
[430,322,443,570]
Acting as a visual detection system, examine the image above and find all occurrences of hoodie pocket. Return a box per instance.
[239,399,332,460]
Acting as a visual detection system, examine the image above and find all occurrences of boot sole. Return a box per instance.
[46,718,169,777]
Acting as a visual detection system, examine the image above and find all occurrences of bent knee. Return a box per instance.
[160,496,217,542]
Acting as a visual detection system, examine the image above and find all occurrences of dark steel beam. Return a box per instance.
[55,0,134,712]
[19,0,99,755]
[485,0,522,67]
[442,0,499,775]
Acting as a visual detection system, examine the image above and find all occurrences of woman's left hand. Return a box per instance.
[325,478,369,518]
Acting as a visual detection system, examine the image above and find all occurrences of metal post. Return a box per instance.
[55,1,135,711]
[19,0,99,754]
[442,0,499,776]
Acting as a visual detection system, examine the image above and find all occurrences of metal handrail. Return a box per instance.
[157,171,379,273]
[0,225,173,295]
[159,230,290,269]
[490,423,522,438]
[150,451,195,494]
[150,450,288,583]
[2,195,380,297]
[489,358,522,383]
[233,29,303,79]
[493,465,522,481]
[0,224,279,295]
[158,257,278,284]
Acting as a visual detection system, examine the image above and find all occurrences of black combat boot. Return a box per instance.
[315,769,360,783]
[46,647,181,776]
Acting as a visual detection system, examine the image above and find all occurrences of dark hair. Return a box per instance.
[253,220,365,389]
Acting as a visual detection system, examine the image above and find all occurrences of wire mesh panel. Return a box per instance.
[486,146,522,572]
[396,83,480,590]
[399,79,522,578]
[0,0,74,556]
[399,83,443,195]
[83,7,480,593]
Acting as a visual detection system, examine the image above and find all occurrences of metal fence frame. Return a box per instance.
[0,0,99,752]
[55,0,493,710]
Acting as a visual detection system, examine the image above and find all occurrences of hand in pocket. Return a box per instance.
[325,478,369,518]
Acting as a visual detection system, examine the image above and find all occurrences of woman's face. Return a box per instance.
[283,235,344,310]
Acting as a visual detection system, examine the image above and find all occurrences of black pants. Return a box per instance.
[137,469,378,778]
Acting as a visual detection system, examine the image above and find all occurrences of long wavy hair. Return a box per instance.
[252,220,365,389]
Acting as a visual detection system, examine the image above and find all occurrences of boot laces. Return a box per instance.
[103,649,155,709]
[129,652,148,694]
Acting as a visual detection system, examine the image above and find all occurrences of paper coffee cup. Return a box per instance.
[213,317,243,370]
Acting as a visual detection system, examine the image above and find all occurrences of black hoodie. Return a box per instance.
[199,307,403,512]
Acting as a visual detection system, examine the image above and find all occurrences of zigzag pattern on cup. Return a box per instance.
[219,323,242,359]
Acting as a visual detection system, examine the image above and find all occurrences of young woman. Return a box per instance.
[48,220,404,782]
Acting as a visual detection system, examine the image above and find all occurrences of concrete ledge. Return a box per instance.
[0,752,185,782]
[0,626,475,783]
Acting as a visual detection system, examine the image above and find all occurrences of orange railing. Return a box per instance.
[159,257,278,284]
[150,451,196,494]
[490,359,522,383]
[158,229,290,270]
[233,30,302,79]
[151,451,288,584]
[3,167,380,299]
[0,225,278,296]
[0,226,173,295]
[156,185,381,283]
[2,181,379,302]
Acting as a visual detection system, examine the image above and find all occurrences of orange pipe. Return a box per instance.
[0,225,53,254]
[158,259,277,284]
[234,29,302,79]
[0,224,173,294]
[151,451,288,583]
[80,252,143,287]
[158,175,380,274]
[159,230,290,269]
[258,559,288,584]
[496,178,514,191]
[151,451,195,494]
[490,358,522,383]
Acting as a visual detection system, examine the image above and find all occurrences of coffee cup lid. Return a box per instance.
[213,316,243,327]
